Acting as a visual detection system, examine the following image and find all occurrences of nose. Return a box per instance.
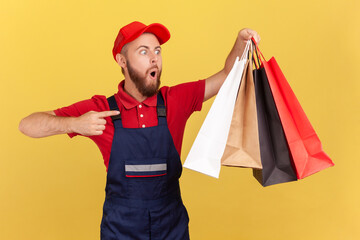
[150,51,158,64]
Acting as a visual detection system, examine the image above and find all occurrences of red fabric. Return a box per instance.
[54,80,205,170]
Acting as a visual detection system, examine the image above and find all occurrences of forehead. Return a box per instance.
[127,33,161,49]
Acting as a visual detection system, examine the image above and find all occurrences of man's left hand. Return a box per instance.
[238,28,261,44]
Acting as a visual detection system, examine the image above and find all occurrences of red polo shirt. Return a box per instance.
[54,80,205,170]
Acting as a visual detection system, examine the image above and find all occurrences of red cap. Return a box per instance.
[112,21,171,61]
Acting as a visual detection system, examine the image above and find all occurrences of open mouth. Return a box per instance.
[147,67,159,80]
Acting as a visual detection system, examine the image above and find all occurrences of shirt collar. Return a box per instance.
[116,80,157,109]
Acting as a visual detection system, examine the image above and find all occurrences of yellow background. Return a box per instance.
[1,0,359,239]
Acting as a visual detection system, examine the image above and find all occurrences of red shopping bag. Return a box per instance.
[252,38,334,179]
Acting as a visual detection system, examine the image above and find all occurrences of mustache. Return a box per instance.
[146,65,159,73]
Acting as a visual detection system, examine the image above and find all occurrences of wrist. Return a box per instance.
[60,116,77,134]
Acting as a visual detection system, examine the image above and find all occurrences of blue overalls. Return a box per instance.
[100,93,190,240]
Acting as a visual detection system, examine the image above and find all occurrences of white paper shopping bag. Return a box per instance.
[183,41,250,178]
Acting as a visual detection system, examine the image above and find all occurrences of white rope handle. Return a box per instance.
[240,40,251,61]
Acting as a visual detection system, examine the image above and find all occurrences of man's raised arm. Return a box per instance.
[19,110,120,138]
[203,28,260,102]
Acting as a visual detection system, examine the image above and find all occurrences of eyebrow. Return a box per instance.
[136,45,162,50]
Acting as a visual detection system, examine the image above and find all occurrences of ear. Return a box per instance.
[116,53,127,68]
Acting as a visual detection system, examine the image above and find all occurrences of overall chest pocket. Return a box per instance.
[125,158,168,199]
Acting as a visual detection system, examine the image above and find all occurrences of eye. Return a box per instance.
[155,49,161,55]
[140,50,147,55]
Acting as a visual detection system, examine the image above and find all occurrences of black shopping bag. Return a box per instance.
[252,66,297,187]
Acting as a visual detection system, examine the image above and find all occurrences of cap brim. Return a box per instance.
[143,23,171,45]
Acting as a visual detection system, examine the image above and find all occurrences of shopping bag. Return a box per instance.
[183,41,251,178]
[221,59,262,169]
[252,58,297,186]
[252,39,334,179]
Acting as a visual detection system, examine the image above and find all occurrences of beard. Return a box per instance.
[127,61,161,97]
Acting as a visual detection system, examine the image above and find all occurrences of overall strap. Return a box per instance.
[107,95,123,127]
[157,92,167,125]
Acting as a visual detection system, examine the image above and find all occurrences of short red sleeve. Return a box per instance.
[163,79,205,118]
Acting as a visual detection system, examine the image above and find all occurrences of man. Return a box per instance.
[19,21,260,240]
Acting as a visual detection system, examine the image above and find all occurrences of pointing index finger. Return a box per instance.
[98,110,120,118]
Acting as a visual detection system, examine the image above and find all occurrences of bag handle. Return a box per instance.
[240,40,251,61]
[251,43,260,69]
[251,38,265,69]
[251,37,266,61]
